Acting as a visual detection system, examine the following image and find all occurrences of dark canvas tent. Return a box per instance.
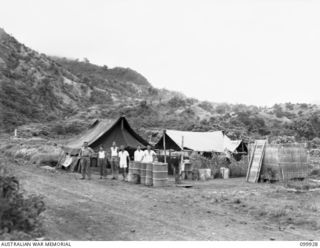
[62,116,150,155]
[58,116,150,171]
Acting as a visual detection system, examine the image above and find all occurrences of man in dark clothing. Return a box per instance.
[79,142,94,180]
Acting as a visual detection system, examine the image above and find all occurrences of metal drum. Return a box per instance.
[140,163,147,184]
[145,163,153,186]
[128,161,141,184]
[152,162,168,187]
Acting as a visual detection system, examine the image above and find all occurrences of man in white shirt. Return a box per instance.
[118,145,130,181]
[98,146,107,179]
[142,145,156,163]
[110,141,119,180]
[134,145,144,162]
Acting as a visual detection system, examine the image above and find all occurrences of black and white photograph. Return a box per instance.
[0,0,319,245]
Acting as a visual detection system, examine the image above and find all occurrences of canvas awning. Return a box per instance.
[155,130,229,153]
[155,129,247,153]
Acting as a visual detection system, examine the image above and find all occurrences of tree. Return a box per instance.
[291,119,315,140]
[198,101,213,112]
[147,87,158,96]
[215,104,230,114]
[285,102,294,111]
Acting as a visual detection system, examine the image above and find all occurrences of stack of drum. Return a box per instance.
[128,161,168,187]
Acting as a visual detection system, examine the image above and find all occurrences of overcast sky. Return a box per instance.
[1,0,320,106]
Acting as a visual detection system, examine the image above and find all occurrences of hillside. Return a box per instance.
[52,57,187,104]
[0,28,156,131]
[0,28,91,129]
[1,27,320,144]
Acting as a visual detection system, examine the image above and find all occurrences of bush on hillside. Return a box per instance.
[291,119,316,140]
[198,101,214,113]
[90,89,113,104]
[215,104,230,114]
[285,102,294,111]
[168,96,187,108]
[310,137,320,149]
[45,113,58,122]
[0,166,45,240]
[300,103,309,109]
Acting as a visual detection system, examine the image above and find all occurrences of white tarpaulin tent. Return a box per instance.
[155,129,239,153]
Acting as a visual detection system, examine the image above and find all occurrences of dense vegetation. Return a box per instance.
[120,100,320,143]
[0,164,45,240]
[1,28,320,144]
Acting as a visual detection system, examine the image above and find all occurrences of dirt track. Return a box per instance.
[8,162,319,241]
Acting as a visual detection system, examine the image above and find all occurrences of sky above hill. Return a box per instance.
[1,0,320,106]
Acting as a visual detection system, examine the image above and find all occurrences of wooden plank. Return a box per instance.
[247,140,267,183]
[246,141,256,181]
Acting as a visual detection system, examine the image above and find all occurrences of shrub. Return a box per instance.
[46,114,57,122]
[311,137,320,149]
[89,89,112,104]
[168,96,187,108]
[51,124,66,135]
[215,104,230,114]
[0,166,45,240]
[198,101,214,112]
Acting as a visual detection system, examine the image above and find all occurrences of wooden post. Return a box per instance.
[56,149,65,169]
[163,130,166,163]
[121,117,124,130]
[169,149,172,175]
[181,135,184,164]
[177,136,184,184]
[246,141,256,182]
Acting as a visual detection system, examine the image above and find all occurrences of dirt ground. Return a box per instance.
[5,160,319,241]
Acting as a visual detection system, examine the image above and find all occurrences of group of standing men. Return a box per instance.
[79,141,156,180]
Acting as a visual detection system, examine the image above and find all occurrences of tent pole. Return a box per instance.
[163,130,167,163]
[121,116,124,130]
[56,149,64,169]
[177,135,184,184]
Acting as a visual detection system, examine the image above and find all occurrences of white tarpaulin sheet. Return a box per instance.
[224,139,243,153]
[165,130,234,153]
[62,155,73,168]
